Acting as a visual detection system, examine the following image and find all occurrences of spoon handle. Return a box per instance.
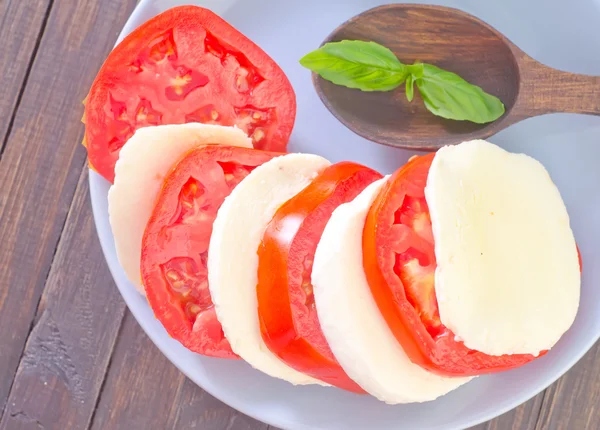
[516,55,600,117]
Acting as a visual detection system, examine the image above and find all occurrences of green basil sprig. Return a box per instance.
[300,40,505,124]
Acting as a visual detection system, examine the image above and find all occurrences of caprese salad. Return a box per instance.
[83,6,581,404]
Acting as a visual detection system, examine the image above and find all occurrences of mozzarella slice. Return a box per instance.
[108,123,252,294]
[208,153,330,385]
[312,178,471,404]
[425,140,580,356]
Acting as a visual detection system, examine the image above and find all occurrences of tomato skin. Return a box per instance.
[257,162,382,392]
[141,145,280,358]
[363,154,543,376]
[85,6,295,183]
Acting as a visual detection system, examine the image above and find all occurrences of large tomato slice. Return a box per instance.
[257,162,382,391]
[141,145,279,358]
[84,6,295,182]
[363,154,541,376]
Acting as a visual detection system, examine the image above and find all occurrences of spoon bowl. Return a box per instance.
[313,4,600,150]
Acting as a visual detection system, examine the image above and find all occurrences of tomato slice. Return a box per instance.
[141,145,279,358]
[363,154,542,376]
[85,6,295,182]
[257,162,382,391]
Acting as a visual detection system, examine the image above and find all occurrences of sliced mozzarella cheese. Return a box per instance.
[425,140,580,356]
[108,123,252,295]
[312,178,471,404]
[208,154,330,385]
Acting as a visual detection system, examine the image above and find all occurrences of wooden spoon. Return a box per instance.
[312,4,600,150]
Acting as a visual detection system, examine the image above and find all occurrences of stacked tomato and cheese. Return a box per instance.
[83,6,581,404]
[101,124,580,403]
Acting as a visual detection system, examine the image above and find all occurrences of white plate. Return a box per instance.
[89,0,600,429]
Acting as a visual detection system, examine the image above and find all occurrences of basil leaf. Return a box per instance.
[406,74,415,102]
[300,40,408,92]
[415,64,505,124]
[406,63,424,79]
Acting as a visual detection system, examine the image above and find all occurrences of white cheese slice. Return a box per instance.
[425,140,580,356]
[108,123,252,295]
[208,153,330,385]
[312,177,471,404]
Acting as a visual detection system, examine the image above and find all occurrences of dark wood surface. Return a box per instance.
[0,1,598,429]
[314,4,600,150]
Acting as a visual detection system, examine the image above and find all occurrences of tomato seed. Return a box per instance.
[166,270,179,281]
[252,129,265,142]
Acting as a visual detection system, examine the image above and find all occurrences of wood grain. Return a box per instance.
[0,170,127,430]
[90,312,270,430]
[534,343,600,430]
[470,393,544,430]
[0,0,51,154]
[0,0,136,419]
[512,54,600,117]
[314,3,518,150]
[313,4,600,150]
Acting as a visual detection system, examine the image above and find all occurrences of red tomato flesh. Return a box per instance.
[85,6,295,182]
[363,154,543,376]
[141,145,279,358]
[257,162,382,392]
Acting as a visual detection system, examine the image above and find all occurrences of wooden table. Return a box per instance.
[0,1,598,429]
